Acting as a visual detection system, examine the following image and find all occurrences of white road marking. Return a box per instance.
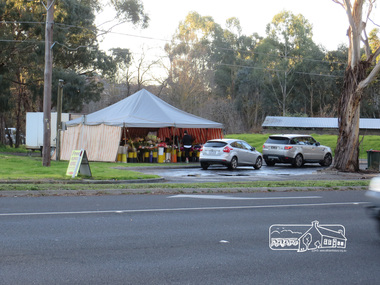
[168,194,322,200]
[0,202,368,217]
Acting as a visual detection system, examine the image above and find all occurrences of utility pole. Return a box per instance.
[56,79,63,161]
[42,0,55,166]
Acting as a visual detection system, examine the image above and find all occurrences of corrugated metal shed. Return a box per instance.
[262,116,380,130]
[359,118,380,129]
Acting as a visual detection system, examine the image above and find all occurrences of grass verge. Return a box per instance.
[0,153,159,181]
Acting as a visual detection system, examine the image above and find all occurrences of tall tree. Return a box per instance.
[0,0,149,151]
[332,0,380,172]
[164,12,219,115]
[264,11,315,115]
[292,44,340,117]
[361,28,380,118]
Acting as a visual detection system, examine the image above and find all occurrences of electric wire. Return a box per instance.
[0,20,354,78]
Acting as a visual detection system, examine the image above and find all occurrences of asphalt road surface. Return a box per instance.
[1,190,379,284]
[128,162,371,183]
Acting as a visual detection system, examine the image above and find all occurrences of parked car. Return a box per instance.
[366,176,380,234]
[199,139,263,170]
[262,134,333,167]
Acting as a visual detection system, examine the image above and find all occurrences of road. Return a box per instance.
[1,190,379,284]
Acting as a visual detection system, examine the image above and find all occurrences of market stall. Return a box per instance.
[60,89,223,162]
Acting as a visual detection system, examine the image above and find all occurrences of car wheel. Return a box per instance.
[201,162,210,170]
[292,154,303,167]
[320,153,332,167]
[228,156,238,170]
[254,156,262,169]
[265,160,275,166]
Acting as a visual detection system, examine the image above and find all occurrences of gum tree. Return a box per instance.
[332,0,380,171]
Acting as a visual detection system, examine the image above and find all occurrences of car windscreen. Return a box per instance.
[204,141,228,148]
[265,137,291,144]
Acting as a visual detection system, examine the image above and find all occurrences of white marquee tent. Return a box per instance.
[60,89,224,161]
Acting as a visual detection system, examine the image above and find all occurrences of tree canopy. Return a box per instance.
[0,0,148,146]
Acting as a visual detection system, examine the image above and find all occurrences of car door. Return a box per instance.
[240,141,257,165]
[308,137,325,160]
[231,141,245,164]
[230,141,243,164]
[298,137,314,160]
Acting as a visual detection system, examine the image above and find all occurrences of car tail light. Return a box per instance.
[284,146,293,150]
[200,147,203,152]
[263,144,266,149]
[223,146,233,153]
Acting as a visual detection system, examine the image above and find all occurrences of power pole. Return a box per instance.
[56,79,63,161]
[42,0,55,166]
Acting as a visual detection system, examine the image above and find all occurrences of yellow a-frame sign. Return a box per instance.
[66,149,92,178]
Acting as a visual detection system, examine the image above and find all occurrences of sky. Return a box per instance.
[95,0,379,60]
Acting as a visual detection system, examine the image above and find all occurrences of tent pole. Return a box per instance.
[172,126,175,149]
[80,115,85,150]
[123,123,126,146]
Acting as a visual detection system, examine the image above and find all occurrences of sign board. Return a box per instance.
[66,149,92,178]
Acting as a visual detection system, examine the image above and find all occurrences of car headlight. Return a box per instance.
[369,176,380,192]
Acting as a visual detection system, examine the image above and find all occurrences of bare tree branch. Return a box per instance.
[371,46,380,63]
[357,61,380,90]
[332,0,345,8]
[361,29,371,59]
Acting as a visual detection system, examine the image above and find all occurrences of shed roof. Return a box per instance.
[262,116,380,130]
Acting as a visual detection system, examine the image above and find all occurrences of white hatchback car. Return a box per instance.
[262,134,333,167]
[199,139,263,170]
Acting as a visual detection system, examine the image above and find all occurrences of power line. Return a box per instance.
[369,18,380,28]
[205,61,344,78]
[1,20,346,78]
[0,39,43,44]
[2,21,45,24]
[2,20,347,65]
[0,38,344,78]
[51,41,93,51]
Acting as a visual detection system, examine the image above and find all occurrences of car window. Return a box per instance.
[266,137,290,144]
[309,137,317,145]
[302,137,316,145]
[230,141,239,148]
[204,141,227,148]
[296,137,307,145]
[236,142,246,149]
[241,141,253,150]
[290,138,299,144]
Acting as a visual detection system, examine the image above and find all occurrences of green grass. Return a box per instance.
[0,154,159,181]
[0,144,28,153]
[225,133,380,159]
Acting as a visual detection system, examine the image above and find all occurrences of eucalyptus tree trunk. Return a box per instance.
[332,0,380,172]
[334,62,369,171]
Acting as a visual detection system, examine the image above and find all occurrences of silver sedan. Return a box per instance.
[199,139,263,170]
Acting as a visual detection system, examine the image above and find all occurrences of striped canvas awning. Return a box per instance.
[158,127,224,145]
[60,124,121,162]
